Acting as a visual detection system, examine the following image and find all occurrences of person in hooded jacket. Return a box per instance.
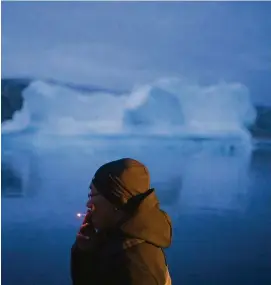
[71,158,172,285]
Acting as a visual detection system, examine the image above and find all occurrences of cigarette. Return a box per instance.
[76,213,86,218]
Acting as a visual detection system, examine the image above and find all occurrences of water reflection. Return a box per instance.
[154,176,182,206]
[1,142,252,215]
[1,150,40,198]
[249,149,271,172]
[1,160,23,197]
[246,149,271,218]
[179,153,251,214]
[2,140,271,285]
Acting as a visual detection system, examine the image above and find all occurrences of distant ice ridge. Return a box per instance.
[1,101,30,132]
[1,78,256,141]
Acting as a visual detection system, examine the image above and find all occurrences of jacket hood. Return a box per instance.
[120,189,172,248]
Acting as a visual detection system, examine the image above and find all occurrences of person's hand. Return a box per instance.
[76,210,96,251]
[81,209,93,224]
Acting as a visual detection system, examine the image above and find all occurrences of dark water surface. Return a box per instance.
[2,138,271,285]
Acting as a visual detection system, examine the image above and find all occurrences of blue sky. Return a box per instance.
[2,1,271,105]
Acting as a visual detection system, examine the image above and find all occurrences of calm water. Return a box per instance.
[2,137,271,285]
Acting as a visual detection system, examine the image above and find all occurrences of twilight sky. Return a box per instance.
[2,1,271,105]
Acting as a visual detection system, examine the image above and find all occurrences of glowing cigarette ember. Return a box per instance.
[76,213,86,218]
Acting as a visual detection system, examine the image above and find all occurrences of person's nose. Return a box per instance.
[86,197,93,209]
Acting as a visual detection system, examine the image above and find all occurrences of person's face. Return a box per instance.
[86,183,118,230]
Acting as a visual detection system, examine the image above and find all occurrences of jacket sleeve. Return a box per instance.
[122,264,158,285]
[108,253,158,285]
[109,265,157,285]
[70,242,96,285]
[71,215,97,285]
